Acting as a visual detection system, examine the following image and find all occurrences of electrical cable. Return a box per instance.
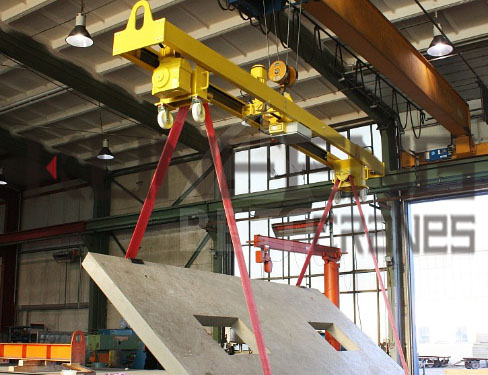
[295,0,303,75]
[262,0,272,68]
[220,0,424,126]
[31,0,118,37]
[272,7,280,62]
[217,0,230,11]
[285,0,292,65]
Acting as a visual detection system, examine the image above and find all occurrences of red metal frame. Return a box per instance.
[350,176,408,375]
[0,222,85,246]
[125,106,189,259]
[252,234,342,350]
[296,178,340,287]
[252,234,341,259]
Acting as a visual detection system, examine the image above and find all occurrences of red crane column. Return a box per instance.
[324,258,340,308]
[324,257,341,351]
[252,235,342,350]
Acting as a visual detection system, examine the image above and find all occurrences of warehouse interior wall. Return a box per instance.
[12,156,216,332]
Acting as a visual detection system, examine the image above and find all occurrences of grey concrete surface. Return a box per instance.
[83,253,404,375]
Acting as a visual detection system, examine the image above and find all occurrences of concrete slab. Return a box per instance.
[83,253,403,375]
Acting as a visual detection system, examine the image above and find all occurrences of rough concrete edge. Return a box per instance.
[82,252,190,375]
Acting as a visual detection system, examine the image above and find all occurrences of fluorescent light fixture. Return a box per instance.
[66,13,93,48]
[97,139,114,160]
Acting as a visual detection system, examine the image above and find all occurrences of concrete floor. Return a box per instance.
[423,365,488,374]
[0,371,165,374]
[0,363,165,374]
[95,371,165,374]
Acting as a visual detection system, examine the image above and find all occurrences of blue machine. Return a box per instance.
[228,0,307,18]
[425,147,452,162]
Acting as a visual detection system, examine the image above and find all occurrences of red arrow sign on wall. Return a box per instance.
[46,156,57,180]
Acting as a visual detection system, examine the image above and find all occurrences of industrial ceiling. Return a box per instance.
[0,0,486,187]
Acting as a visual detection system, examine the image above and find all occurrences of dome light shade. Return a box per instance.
[66,13,93,48]
[427,35,453,57]
[0,168,7,185]
[427,23,453,57]
[97,139,114,160]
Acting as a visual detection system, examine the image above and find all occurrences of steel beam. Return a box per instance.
[252,234,340,258]
[86,154,488,230]
[0,21,208,153]
[304,0,471,137]
[0,221,85,245]
[1,155,488,247]
[184,233,210,269]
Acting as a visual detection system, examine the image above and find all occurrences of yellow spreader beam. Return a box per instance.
[113,1,385,183]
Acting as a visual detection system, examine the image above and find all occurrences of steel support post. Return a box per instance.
[378,108,411,371]
[401,202,419,375]
[380,121,400,173]
[324,259,340,308]
[324,258,341,351]
[0,190,20,331]
[210,147,234,276]
[86,174,111,331]
[381,199,418,375]
[351,177,408,375]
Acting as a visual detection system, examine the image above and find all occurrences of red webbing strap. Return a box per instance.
[125,106,190,259]
[203,103,271,375]
[296,178,340,287]
[350,176,409,375]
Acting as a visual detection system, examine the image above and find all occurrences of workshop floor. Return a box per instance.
[424,365,488,374]
[0,371,165,375]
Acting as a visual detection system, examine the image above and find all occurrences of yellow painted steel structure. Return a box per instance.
[113,1,385,188]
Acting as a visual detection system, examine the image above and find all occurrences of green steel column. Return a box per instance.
[380,121,399,173]
[86,173,111,331]
[209,148,234,344]
[381,201,407,366]
[210,148,234,276]
[379,120,417,374]
[0,190,20,331]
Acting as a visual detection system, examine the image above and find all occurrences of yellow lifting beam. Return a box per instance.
[113,1,385,188]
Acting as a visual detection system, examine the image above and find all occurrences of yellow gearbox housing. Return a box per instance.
[152,57,192,99]
[333,158,369,191]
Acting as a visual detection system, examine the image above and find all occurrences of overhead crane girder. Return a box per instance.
[303,0,471,138]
